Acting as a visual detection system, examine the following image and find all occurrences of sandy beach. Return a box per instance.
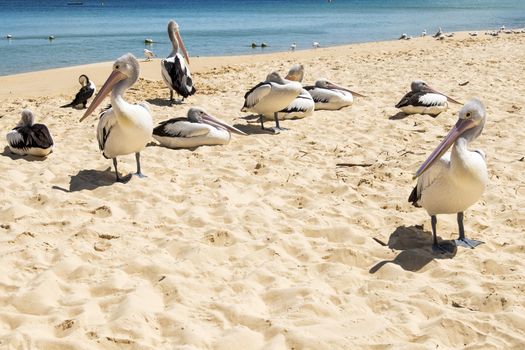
[1,31,524,349]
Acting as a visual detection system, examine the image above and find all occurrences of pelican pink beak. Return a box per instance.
[326,81,367,97]
[413,118,477,179]
[426,84,462,104]
[201,113,247,136]
[175,30,190,65]
[79,69,127,122]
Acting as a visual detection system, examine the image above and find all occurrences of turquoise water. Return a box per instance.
[0,0,524,76]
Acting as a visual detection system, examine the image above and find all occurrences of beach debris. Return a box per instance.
[313,41,320,48]
[432,27,443,38]
[459,81,469,86]
[373,237,388,246]
[144,48,155,61]
[261,42,268,47]
[144,38,154,44]
[336,162,373,168]
[290,42,296,51]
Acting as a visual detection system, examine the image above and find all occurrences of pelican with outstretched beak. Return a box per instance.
[304,79,366,110]
[409,99,488,253]
[153,107,246,149]
[161,20,195,105]
[79,53,153,182]
[396,80,461,117]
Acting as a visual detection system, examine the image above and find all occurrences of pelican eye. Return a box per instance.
[465,112,471,118]
[115,64,120,69]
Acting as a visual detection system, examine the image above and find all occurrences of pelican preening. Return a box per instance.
[61,74,96,109]
[161,20,195,105]
[241,71,303,132]
[409,99,488,252]
[144,48,156,61]
[395,80,461,117]
[277,64,315,120]
[304,79,366,110]
[153,107,246,149]
[433,27,443,38]
[6,110,54,157]
[80,53,153,182]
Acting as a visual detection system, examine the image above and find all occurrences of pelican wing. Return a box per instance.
[395,91,419,108]
[243,82,272,110]
[409,153,451,206]
[96,107,117,153]
[162,54,196,98]
[280,90,314,113]
[7,124,53,149]
[153,118,210,138]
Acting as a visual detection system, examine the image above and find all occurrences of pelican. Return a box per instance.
[79,53,153,182]
[5,34,12,39]
[269,64,315,120]
[433,27,443,38]
[395,80,461,117]
[399,33,408,40]
[144,48,155,61]
[241,71,303,132]
[153,107,246,149]
[6,110,54,157]
[304,79,366,110]
[61,74,96,109]
[161,20,195,105]
[409,99,488,252]
[421,30,427,37]
[312,41,320,48]
[290,42,297,51]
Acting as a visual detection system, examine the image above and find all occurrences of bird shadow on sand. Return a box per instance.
[369,225,457,273]
[146,98,175,107]
[388,112,409,120]
[52,168,130,193]
[1,147,47,162]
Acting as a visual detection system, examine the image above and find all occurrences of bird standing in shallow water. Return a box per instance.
[409,99,488,253]
[80,53,153,182]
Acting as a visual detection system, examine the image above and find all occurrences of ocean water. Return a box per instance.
[0,0,524,76]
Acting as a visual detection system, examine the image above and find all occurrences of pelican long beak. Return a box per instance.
[201,113,247,136]
[175,30,190,65]
[327,82,367,97]
[413,118,476,179]
[80,70,127,122]
[426,85,462,104]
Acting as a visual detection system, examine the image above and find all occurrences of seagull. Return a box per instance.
[395,80,461,117]
[79,53,153,182]
[399,33,408,40]
[241,71,303,132]
[312,42,320,48]
[290,42,297,51]
[421,30,427,37]
[61,74,96,109]
[161,20,195,105]
[144,48,156,61]
[153,107,246,149]
[6,110,54,157]
[304,79,366,110]
[409,99,488,252]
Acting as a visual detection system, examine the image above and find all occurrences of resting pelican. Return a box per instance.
[144,48,155,61]
[241,71,303,132]
[304,79,366,110]
[409,99,488,252]
[161,20,195,105]
[153,107,246,149]
[6,110,54,157]
[270,64,315,120]
[61,74,96,109]
[80,53,153,182]
[395,80,461,117]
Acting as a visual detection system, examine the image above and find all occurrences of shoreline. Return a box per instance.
[0,30,509,99]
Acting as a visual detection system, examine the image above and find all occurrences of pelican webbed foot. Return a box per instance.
[133,172,147,179]
[455,212,483,249]
[273,112,288,132]
[133,152,147,179]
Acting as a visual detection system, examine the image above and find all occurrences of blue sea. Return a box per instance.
[0,0,524,76]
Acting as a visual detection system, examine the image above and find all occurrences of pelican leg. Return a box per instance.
[270,112,288,133]
[454,212,484,248]
[112,158,123,182]
[169,90,174,106]
[259,115,265,130]
[431,215,454,254]
[134,152,147,178]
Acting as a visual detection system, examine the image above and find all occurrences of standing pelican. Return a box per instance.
[161,20,195,105]
[6,110,54,157]
[61,74,96,109]
[153,107,246,148]
[409,99,488,252]
[241,71,303,132]
[273,64,315,120]
[304,79,366,110]
[80,53,153,182]
[395,80,461,117]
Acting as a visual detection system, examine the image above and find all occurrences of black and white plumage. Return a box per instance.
[304,79,366,110]
[61,74,96,109]
[395,80,461,117]
[409,99,488,252]
[6,110,54,157]
[241,71,303,132]
[144,48,155,61]
[272,64,315,120]
[153,107,246,149]
[161,20,195,105]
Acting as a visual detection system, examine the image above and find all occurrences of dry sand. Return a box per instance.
[0,31,524,349]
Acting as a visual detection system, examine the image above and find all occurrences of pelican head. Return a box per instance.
[315,79,367,97]
[19,109,35,127]
[187,107,246,135]
[285,64,304,82]
[168,19,190,64]
[266,71,285,84]
[79,74,89,87]
[414,99,486,179]
[80,53,139,122]
[411,79,461,104]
